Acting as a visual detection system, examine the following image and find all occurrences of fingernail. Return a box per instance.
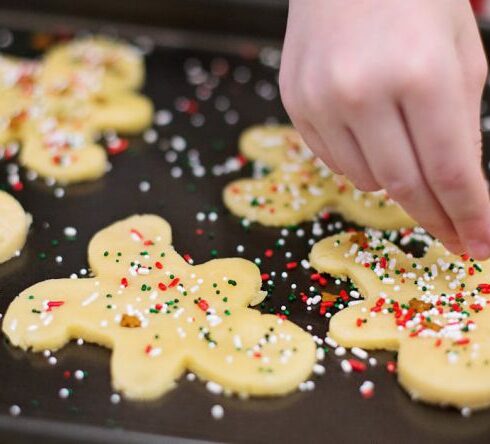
[467,240,490,260]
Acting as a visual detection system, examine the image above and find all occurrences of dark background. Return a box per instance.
[0,1,489,443]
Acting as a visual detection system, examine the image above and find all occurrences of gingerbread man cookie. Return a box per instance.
[223,125,415,229]
[310,230,490,409]
[0,36,153,184]
[3,215,316,400]
[0,191,30,264]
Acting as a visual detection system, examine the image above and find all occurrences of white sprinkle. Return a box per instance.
[54,187,65,198]
[313,364,325,375]
[351,347,368,360]
[9,405,21,416]
[74,370,85,380]
[110,393,121,404]
[334,346,346,357]
[186,373,196,381]
[139,180,151,192]
[58,388,70,399]
[81,292,99,307]
[341,360,352,373]
[461,407,472,418]
[48,356,57,365]
[64,226,77,238]
[206,381,223,395]
[211,404,224,419]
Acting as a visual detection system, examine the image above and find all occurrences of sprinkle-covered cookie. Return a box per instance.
[3,215,316,400]
[223,125,415,229]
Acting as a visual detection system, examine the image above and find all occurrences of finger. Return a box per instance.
[454,4,488,154]
[295,119,343,174]
[309,113,380,192]
[346,97,462,250]
[403,64,490,259]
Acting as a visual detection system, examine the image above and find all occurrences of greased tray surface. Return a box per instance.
[0,24,490,444]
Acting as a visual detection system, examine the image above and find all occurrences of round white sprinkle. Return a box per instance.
[461,407,472,418]
[77,338,84,345]
[155,110,173,126]
[334,346,346,357]
[211,404,224,420]
[54,187,65,198]
[313,364,326,375]
[58,388,70,399]
[236,245,244,253]
[170,166,183,178]
[55,255,63,264]
[9,405,21,416]
[139,181,151,192]
[48,356,57,365]
[64,227,77,238]
[74,370,84,380]
[110,393,121,404]
[186,373,196,381]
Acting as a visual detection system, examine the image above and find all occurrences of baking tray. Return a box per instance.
[0,11,490,444]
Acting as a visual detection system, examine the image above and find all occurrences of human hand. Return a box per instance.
[280,0,490,258]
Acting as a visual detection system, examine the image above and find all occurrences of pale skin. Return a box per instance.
[280,0,490,259]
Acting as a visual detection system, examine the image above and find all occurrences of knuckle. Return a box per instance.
[427,163,467,192]
[330,64,370,109]
[401,56,440,94]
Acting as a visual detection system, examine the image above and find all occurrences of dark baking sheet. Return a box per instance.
[0,16,490,444]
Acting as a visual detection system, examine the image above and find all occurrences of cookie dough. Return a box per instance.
[224,125,415,229]
[40,36,144,93]
[0,37,153,184]
[3,215,316,400]
[310,230,490,409]
[0,191,30,264]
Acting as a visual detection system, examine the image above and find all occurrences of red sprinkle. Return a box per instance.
[286,261,298,270]
[198,299,209,311]
[47,300,65,311]
[155,261,163,269]
[349,359,367,372]
[120,278,128,288]
[107,138,129,155]
[169,278,180,288]
[386,361,397,373]
[158,282,167,291]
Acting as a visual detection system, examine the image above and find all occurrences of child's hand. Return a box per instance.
[280,0,490,258]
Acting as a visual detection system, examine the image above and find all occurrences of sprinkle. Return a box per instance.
[341,360,352,373]
[313,364,326,375]
[9,405,21,416]
[110,393,121,404]
[351,347,368,360]
[63,226,77,239]
[206,381,223,395]
[58,388,70,399]
[359,380,375,399]
[211,404,224,420]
